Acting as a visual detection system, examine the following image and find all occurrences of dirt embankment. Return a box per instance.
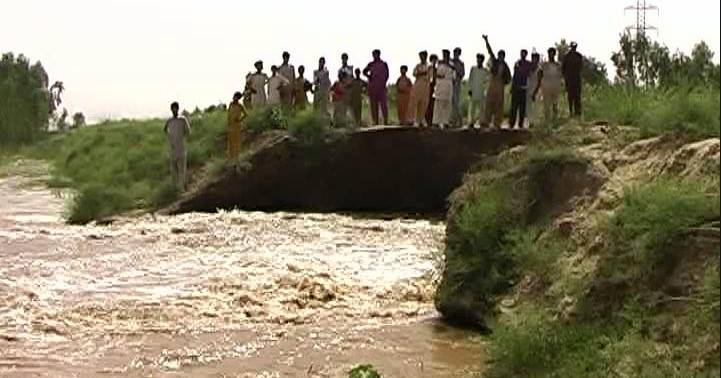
[168,127,530,215]
[435,124,721,375]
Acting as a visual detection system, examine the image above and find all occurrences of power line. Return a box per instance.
[624,0,660,39]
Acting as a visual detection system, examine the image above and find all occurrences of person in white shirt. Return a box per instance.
[247,61,269,107]
[267,65,288,106]
[433,50,456,128]
[468,53,489,127]
[313,57,332,116]
[163,102,191,189]
[533,47,564,123]
[278,51,296,108]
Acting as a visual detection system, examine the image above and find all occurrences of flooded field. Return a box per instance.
[0,165,485,377]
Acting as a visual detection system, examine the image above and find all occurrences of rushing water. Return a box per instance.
[0,165,484,377]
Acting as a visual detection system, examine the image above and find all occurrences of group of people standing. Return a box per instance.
[238,35,584,131]
[162,36,586,189]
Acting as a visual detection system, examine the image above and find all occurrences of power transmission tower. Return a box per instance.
[624,0,660,87]
[625,0,659,39]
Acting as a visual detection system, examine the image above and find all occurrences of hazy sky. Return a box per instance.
[3,0,719,121]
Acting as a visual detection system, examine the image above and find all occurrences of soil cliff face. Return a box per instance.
[169,127,530,214]
[435,126,721,376]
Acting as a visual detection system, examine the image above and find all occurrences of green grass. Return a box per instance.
[488,313,615,378]
[489,299,721,378]
[436,177,523,320]
[504,227,567,283]
[287,108,335,144]
[246,106,341,144]
[584,85,720,139]
[601,177,720,281]
[436,148,590,322]
[20,111,227,223]
[348,365,381,378]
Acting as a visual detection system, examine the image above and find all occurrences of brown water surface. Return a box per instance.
[0,163,484,377]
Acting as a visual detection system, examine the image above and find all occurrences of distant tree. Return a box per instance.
[611,33,638,86]
[0,52,51,145]
[49,81,65,114]
[611,33,719,89]
[71,112,86,129]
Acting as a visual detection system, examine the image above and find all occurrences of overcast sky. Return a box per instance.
[3,0,719,121]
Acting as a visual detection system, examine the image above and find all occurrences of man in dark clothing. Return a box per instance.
[346,68,367,127]
[425,54,439,127]
[509,49,533,129]
[563,41,584,117]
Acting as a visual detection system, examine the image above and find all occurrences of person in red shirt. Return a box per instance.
[331,72,350,126]
[396,65,413,126]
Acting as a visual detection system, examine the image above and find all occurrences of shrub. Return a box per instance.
[639,88,720,138]
[287,109,332,144]
[348,365,381,378]
[245,106,288,133]
[602,178,720,280]
[505,227,566,282]
[25,110,227,223]
[584,85,720,139]
[68,184,133,224]
[151,179,180,208]
[488,314,612,378]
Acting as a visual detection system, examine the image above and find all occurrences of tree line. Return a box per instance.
[0,53,84,146]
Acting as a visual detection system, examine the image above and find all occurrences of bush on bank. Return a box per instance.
[24,111,227,223]
[485,177,720,377]
[584,85,720,139]
[435,147,594,325]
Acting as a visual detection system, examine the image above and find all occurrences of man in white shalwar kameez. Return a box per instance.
[433,50,455,128]
[468,53,489,127]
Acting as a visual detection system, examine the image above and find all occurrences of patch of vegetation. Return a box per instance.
[67,184,133,224]
[348,364,381,378]
[245,106,288,133]
[488,313,615,378]
[487,178,720,378]
[505,227,567,283]
[436,148,590,322]
[0,53,50,146]
[600,178,720,282]
[24,111,227,223]
[436,176,525,320]
[584,85,720,139]
[287,109,333,144]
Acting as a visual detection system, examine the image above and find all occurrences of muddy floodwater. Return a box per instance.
[0,167,485,377]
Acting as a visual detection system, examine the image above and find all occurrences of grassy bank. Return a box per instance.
[487,178,720,377]
[584,85,720,138]
[16,111,227,223]
[1,106,345,224]
[436,121,720,376]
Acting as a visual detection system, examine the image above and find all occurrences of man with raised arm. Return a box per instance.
[482,35,511,128]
